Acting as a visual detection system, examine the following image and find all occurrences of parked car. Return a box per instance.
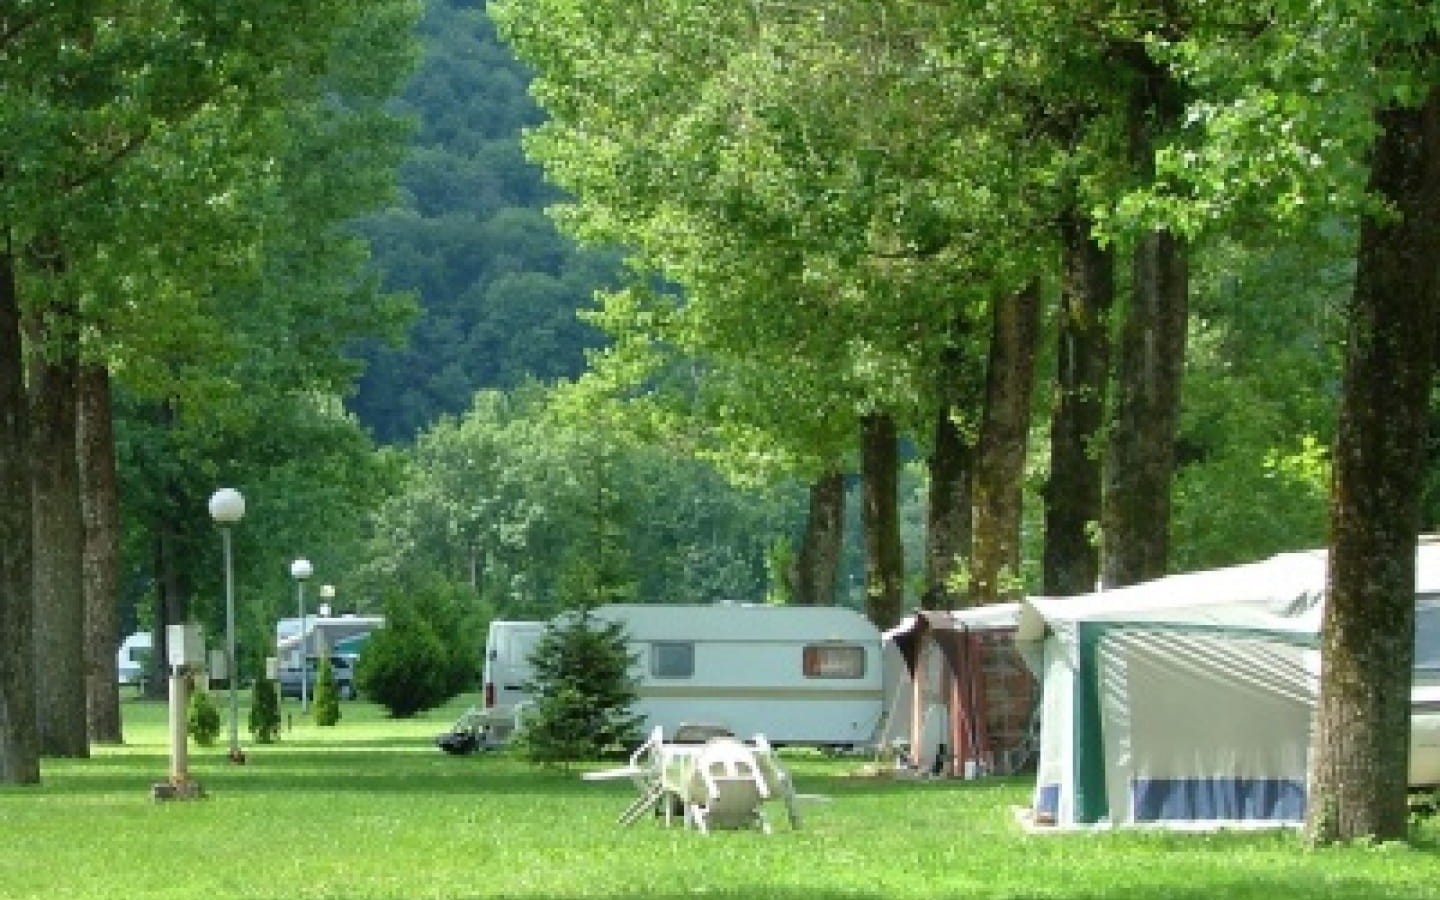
[278,655,358,700]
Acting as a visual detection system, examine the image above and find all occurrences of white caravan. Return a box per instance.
[480,604,885,748]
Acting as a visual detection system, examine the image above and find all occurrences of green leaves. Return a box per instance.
[357,384,805,613]
[496,0,1036,476]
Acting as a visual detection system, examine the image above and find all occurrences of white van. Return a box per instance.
[480,620,547,743]
[481,604,885,749]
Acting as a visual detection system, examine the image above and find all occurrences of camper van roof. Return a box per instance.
[585,603,880,642]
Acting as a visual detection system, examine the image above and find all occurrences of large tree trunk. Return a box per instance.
[1044,211,1113,596]
[147,538,171,701]
[150,527,190,700]
[860,412,904,629]
[80,364,122,744]
[0,238,40,783]
[1101,47,1188,588]
[1308,88,1440,846]
[970,283,1042,606]
[790,470,844,606]
[924,332,978,610]
[146,401,189,699]
[28,293,90,758]
[1100,230,1186,587]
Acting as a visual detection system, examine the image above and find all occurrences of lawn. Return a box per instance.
[3,696,1440,900]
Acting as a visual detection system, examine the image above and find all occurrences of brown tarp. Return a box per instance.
[887,608,1036,776]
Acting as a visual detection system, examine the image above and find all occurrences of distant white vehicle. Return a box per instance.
[477,620,548,746]
[477,604,885,749]
[117,631,152,685]
[275,613,384,669]
[277,654,359,700]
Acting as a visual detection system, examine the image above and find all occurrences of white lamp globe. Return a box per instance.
[208,488,246,525]
[290,558,313,581]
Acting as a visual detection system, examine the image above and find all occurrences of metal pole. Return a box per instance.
[169,664,188,781]
[224,527,240,761]
[298,579,308,714]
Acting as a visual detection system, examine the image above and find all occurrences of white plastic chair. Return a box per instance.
[750,734,804,829]
[682,737,771,834]
[581,725,668,826]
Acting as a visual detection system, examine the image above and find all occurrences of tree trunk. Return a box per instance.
[1100,229,1186,588]
[80,364,122,744]
[147,401,188,700]
[147,538,171,701]
[860,412,904,629]
[1308,87,1440,846]
[970,283,1042,606]
[791,470,844,606]
[27,293,90,758]
[0,238,40,783]
[1044,210,1113,596]
[924,332,978,610]
[1101,40,1188,589]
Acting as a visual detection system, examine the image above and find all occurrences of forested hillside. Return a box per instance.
[349,0,618,443]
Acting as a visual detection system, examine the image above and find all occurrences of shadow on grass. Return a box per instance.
[40,750,578,797]
[221,878,1436,900]
[796,772,1024,797]
[37,746,1027,804]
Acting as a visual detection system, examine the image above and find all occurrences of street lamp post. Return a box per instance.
[208,488,246,764]
[290,558,314,713]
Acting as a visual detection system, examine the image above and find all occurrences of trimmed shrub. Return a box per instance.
[249,677,282,743]
[355,581,484,717]
[187,687,221,747]
[313,657,342,726]
[357,617,448,718]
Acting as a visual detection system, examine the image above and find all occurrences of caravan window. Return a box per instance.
[803,644,866,679]
[651,642,694,678]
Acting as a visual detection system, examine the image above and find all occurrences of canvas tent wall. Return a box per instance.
[882,604,1037,777]
[1018,541,1440,829]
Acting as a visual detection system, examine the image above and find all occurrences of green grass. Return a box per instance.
[4,696,1440,899]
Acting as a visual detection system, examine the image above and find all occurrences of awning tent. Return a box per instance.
[1018,540,1440,829]
[881,604,1037,777]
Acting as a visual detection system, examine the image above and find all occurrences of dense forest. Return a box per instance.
[348,1,619,443]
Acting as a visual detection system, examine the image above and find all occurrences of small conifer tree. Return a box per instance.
[313,657,342,726]
[249,677,282,743]
[518,610,642,765]
[187,687,221,747]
